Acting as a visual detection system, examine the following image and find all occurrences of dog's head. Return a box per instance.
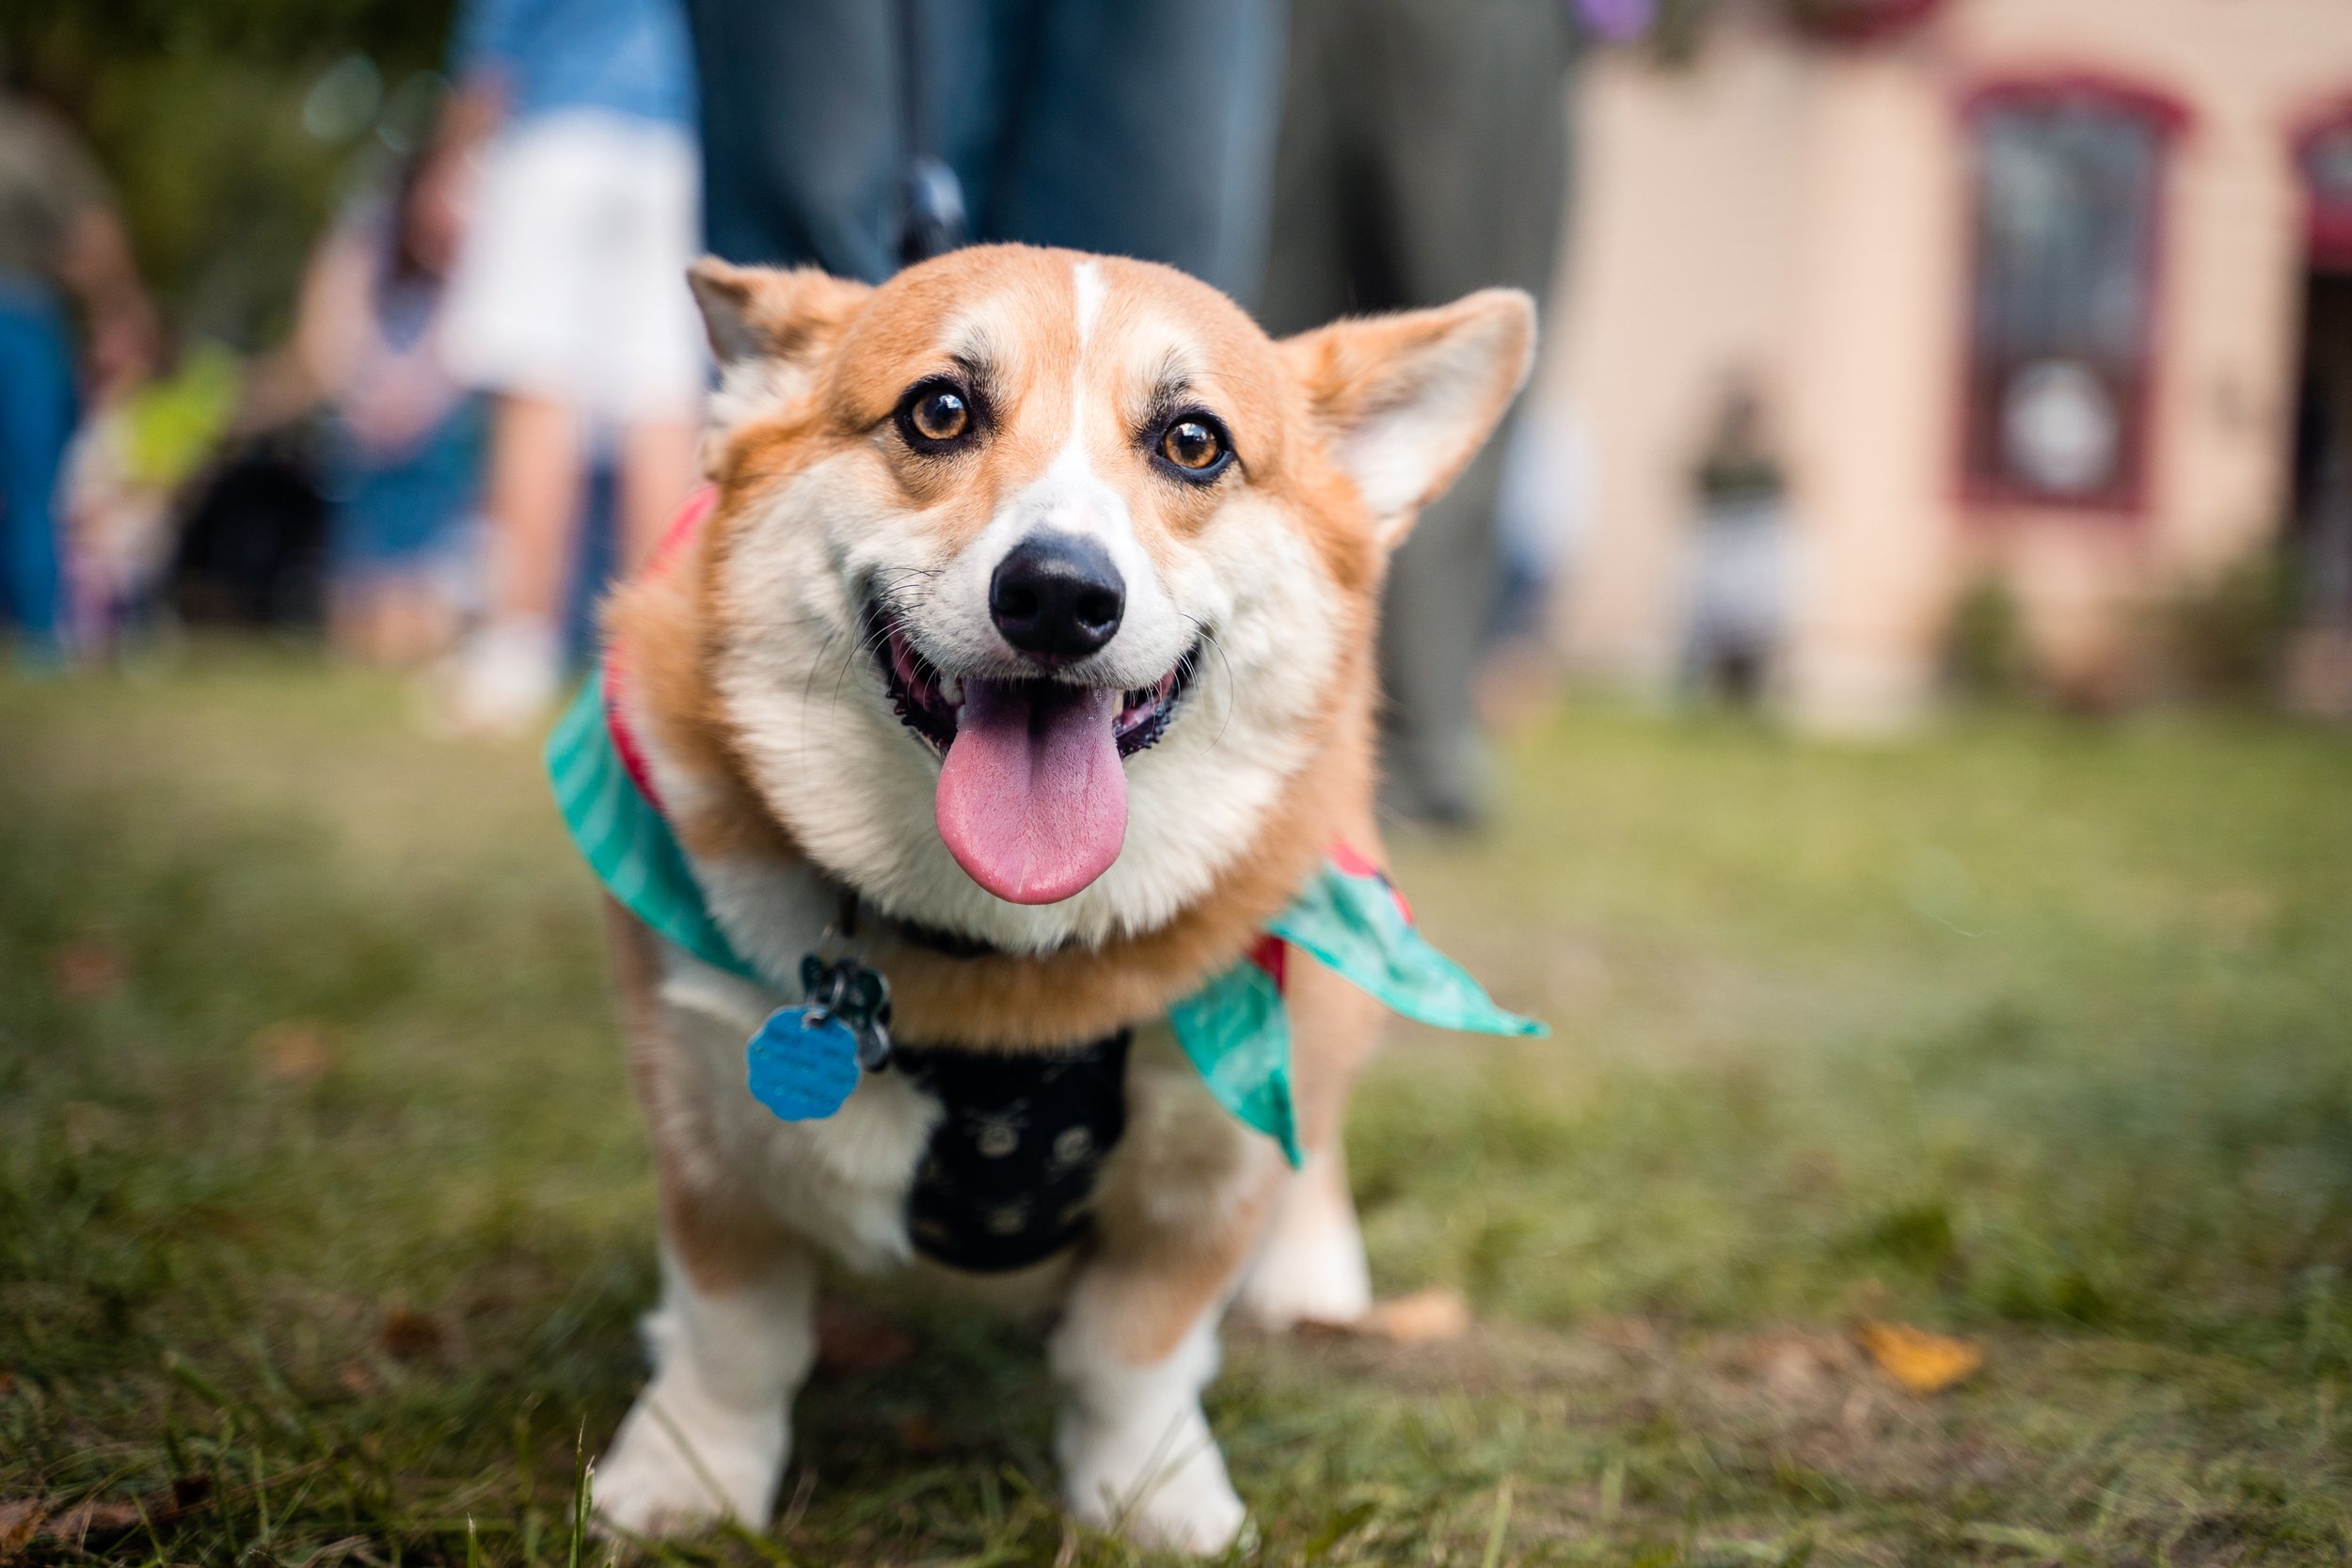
[677,245,1531,953]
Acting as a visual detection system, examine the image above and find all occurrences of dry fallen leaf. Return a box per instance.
[40,1500,143,1544]
[0,1499,47,1555]
[254,1022,332,1082]
[1855,1319,1983,1396]
[380,1306,447,1361]
[1302,1287,1474,1344]
[1364,1287,1473,1343]
[1,1477,212,1556]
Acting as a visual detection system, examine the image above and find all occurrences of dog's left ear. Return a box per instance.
[688,259,874,431]
[1280,290,1536,549]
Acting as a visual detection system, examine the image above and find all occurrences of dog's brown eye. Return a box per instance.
[1162,420,1223,471]
[911,387,969,442]
[896,377,978,451]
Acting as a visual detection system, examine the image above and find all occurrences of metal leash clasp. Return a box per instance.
[798,952,894,1072]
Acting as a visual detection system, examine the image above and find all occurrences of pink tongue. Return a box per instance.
[935,679,1127,904]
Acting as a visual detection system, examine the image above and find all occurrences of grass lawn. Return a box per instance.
[6,651,2352,1566]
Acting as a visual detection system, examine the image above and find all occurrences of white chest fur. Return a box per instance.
[656,949,941,1273]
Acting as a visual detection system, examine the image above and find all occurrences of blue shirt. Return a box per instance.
[453,0,696,131]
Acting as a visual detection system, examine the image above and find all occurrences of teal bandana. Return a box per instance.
[548,675,1544,1167]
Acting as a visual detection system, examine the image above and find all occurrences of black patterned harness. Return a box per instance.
[889,1032,1132,1273]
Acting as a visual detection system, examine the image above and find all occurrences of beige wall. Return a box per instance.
[1548,19,1811,688]
[1557,0,2352,722]
[1779,44,1965,726]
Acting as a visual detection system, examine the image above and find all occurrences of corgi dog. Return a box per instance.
[568,244,1533,1552]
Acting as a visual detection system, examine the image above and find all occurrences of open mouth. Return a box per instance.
[866,603,1199,905]
[869,606,1198,760]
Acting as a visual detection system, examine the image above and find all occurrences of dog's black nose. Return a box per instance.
[990,534,1124,661]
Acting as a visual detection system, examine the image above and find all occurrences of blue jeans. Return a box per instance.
[685,0,1288,305]
[0,277,73,653]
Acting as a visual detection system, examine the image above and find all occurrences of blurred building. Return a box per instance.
[1552,0,2352,723]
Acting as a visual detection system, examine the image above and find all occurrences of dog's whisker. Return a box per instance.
[1180,616,1237,753]
[828,611,898,711]
[797,624,846,784]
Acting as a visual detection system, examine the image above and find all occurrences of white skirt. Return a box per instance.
[442,110,707,423]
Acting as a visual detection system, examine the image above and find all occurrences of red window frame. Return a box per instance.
[1786,0,1949,46]
[2295,99,2352,274]
[1957,75,2192,515]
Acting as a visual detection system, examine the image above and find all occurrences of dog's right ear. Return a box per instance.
[688,259,873,430]
[1280,289,1535,552]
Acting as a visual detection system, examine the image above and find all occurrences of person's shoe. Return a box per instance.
[437,620,562,736]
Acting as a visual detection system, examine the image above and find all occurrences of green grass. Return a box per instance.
[7,651,2352,1565]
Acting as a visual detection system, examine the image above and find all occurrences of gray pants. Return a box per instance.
[686,0,1289,305]
[1262,0,1575,821]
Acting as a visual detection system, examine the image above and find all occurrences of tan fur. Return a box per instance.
[1082,1169,1284,1366]
[605,897,795,1292]
[1280,289,1536,543]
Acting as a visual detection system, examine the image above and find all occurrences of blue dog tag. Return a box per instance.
[746,1006,863,1121]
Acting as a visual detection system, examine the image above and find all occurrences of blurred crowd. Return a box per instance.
[2,0,1658,818]
[12,0,2351,819]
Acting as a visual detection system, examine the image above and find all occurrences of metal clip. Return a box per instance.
[799,954,893,1073]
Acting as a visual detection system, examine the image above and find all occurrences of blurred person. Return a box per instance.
[2290,333,2352,715]
[163,431,331,633]
[437,0,705,730]
[1476,391,1592,730]
[62,341,243,645]
[292,118,486,665]
[0,84,158,665]
[1681,379,1792,705]
[1257,0,1584,826]
[684,0,1287,301]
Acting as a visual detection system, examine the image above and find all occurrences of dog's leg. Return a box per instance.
[1051,1275,1245,1554]
[1232,1142,1373,1328]
[1235,952,1382,1328]
[596,902,815,1537]
[1053,1061,1287,1557]
[595,1241,814,1537]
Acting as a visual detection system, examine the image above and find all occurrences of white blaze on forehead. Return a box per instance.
[1073,260,1107,349]
[915,255,1187,689]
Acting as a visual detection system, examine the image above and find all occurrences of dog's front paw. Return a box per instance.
[594,1382,787,1540]
[1060,1408,1247,1555]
